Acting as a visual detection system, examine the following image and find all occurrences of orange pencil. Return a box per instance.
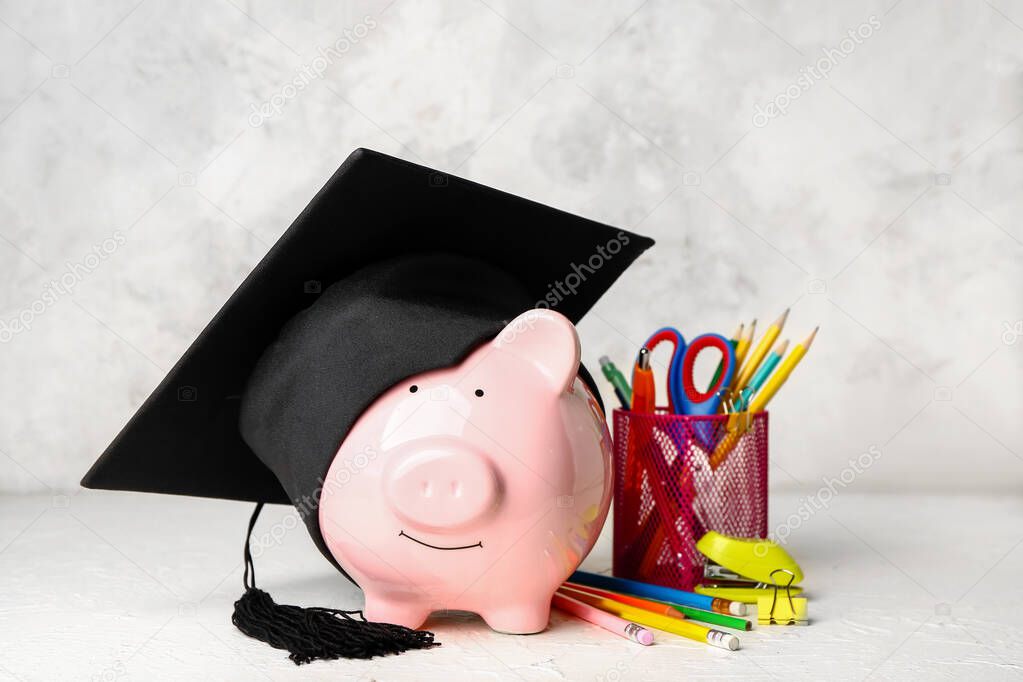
[562,583,685,620]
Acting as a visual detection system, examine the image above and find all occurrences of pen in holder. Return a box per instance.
[612,408,768,591]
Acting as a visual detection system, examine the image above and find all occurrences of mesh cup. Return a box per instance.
[611,408,768,591]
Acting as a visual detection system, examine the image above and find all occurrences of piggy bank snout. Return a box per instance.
[384,447,499,530]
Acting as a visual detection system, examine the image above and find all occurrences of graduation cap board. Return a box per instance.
[82,148,654,663]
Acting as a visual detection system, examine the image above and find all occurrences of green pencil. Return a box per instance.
[710,323,743,389]
[670,604,752,631]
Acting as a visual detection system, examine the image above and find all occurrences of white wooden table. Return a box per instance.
[2,490,1021,680]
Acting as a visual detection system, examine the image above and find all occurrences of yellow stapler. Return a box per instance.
[694,531,806,614]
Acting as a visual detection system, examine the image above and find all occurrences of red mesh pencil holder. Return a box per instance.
[612,408,768,591]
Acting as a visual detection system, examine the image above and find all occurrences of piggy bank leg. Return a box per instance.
[480,598,551,635]
[363,591,432,630]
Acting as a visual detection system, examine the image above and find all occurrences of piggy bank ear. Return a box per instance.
[494,310,581,395]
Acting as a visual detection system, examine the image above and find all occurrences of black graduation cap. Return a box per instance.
[81,148,654,662]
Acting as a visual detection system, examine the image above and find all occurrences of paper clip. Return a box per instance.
[717,387,751,430]
[757,569,807,626]
[718,388,739,414]
[724,409,753,436]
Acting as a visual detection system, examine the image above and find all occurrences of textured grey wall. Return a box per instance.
[1,0,1020,494]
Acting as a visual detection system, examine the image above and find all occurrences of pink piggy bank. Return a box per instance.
[318,309,613,634]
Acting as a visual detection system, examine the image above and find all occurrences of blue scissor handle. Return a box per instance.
[640,327,686,413]
[678,333,735,416]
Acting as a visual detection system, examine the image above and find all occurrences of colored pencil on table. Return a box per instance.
[562,583,686,619]
[563,582,752,631]
[569,570,747,616]
[552,592,654,645]
[559,588,740,651]
[669,603,753,631]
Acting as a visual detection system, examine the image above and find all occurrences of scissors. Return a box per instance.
[641,327,737,416]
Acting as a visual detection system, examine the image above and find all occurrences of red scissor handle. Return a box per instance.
[681,334,732,404]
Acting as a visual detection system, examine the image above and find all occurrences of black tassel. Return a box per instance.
[232,503,440,664]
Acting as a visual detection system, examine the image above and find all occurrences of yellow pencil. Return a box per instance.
[727,319,757,392]
[710,327,818,469]
[748,326,817,412]
[729,322,744,345]
[556,588,740,651]
[733,308,789,392]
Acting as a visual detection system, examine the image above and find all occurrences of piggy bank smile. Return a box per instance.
[397,531,483,551]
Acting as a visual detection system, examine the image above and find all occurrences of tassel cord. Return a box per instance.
[232,503,439,664]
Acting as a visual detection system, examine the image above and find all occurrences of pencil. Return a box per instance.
[563,582,752,631]
[727,319,756,393]
[748,339,789,393]
[734,308,789,392]
[667,604,753,631]
[710,322,743,388]
[562,583,686,619]
[561,588,740,651]
[709,327,818,469]
[749,326,817,411]
[569,570,746,616]
[552,592,654,645]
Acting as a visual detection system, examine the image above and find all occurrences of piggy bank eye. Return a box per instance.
[409,385,419,393]
[474,389,484,397]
